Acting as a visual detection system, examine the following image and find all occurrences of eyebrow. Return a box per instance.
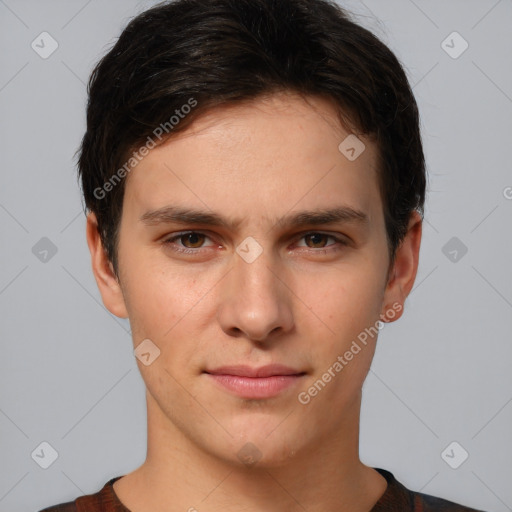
[140,205,368,231]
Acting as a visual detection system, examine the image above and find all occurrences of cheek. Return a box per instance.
[124,266,208,396]
[298,262,385,337]
[294,262,385,395]
[124,271,178,337]
[120,253,220,363]
[299,275,383,406]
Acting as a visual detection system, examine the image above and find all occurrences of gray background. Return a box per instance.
[0,0,511,511]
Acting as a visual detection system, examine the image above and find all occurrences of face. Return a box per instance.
[88,92,421,468]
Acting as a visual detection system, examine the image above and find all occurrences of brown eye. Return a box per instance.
[304,233,331,248]
[295,232,347,254]
[180,232,206,248]
[163,231,216,254]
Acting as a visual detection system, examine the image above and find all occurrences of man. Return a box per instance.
[40,0,485,510]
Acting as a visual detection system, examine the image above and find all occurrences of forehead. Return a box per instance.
[123,92,382,228]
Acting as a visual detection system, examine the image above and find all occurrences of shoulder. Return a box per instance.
[373,468,486,512]
[411,490,485,512]
[37,476,126,512]
[39,503,76,512]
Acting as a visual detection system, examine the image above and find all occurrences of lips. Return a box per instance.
[204,364,307,399]
[204,364,306,378]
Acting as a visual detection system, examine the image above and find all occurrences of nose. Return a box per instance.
[217,246,294,343]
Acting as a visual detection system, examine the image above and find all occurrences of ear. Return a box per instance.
[85,212,128,318]
[380,210,422,323]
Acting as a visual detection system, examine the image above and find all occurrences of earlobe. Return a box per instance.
[85,212,129,319]
[380,210,422,323]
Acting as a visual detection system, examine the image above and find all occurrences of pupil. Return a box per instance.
[309,234,324,247]
[186,233,202,247]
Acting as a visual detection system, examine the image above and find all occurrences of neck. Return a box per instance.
[114,390,387,512]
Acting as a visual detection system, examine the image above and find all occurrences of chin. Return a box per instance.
[209,424,306,470]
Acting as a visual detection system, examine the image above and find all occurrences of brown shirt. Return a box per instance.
[39,468,485,512]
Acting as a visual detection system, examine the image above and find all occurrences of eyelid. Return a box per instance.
[163,230,218,249]
[293,231,345,247]
[163,230,348,253]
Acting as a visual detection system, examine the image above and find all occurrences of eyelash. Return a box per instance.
[162,231,348,255]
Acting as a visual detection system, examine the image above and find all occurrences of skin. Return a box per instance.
[87,91,422,512]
